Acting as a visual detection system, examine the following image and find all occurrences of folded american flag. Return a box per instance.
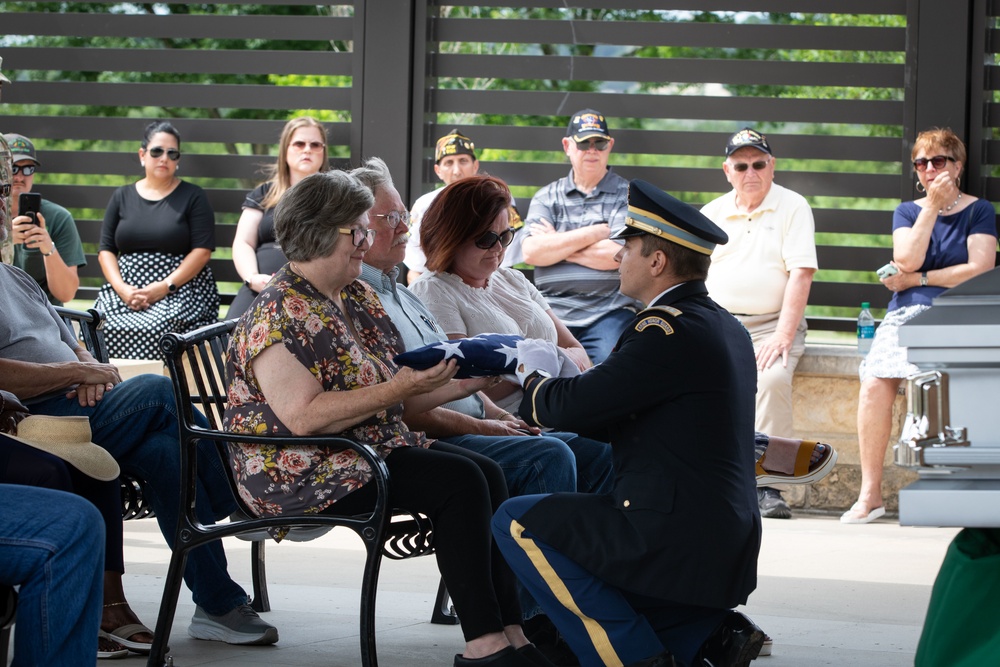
[393,333,523,379]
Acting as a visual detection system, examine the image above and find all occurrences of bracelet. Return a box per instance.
[41,246,57,257]
[495,410,512,421]
[103,601,129,607]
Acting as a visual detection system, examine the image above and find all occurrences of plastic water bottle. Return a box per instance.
[857,302,875,354]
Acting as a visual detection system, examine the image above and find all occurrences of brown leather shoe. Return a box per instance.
[693,611,764,667]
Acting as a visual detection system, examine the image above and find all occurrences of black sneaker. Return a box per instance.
[757,487,791,519]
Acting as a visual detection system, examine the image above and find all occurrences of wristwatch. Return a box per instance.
[167,281,178,293]
[920,271,928,287]
[523,370,551,388]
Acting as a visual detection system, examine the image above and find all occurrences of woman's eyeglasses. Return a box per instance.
[912,155,956,172]
[12,164,36,176]
[146,146,181,161]
[373,210,410,229]
[730,159,771,173]
[290,140,325,151]
[474,228,516,250]
[339,227,376,248]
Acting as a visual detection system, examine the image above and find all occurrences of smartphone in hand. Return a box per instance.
[876,263,898,279]
[18,192,42,225]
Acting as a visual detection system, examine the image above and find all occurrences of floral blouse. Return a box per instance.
[224,265,430,520]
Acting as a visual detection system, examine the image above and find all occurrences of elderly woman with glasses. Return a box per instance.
[95,121,220,360]
[224,170,556,667]
[227,116,330,318]
[410,175,591,417]
[844,127,997,524]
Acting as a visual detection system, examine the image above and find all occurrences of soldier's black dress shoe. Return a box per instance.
[693,611,764,667]
[626,649,679,667]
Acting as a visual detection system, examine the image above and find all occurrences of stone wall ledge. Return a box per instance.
[782,343,916,516]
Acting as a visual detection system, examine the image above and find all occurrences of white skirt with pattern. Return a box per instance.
[858,303,931,382]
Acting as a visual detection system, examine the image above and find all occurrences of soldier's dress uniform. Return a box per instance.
[493,181,762,667]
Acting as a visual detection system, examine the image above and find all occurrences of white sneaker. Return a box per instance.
[759,633,773,656]
[188,604,278,645]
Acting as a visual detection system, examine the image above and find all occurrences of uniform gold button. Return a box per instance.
[623,500,630,507]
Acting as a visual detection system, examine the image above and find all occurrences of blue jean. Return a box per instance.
[442,431,612,498]
[0,485,104,666]
[442,430,613,618]
[30,374,249,616]
[568,308,635,365]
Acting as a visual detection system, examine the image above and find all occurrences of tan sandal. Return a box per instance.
[756,439,837,487]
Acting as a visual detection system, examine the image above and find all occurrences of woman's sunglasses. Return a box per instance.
[912,155,956,172]
[474,228,515,250]
[146,146,181,161]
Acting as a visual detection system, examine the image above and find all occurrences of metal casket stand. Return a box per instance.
[894,265,1000,527]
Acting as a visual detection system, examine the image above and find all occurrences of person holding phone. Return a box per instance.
[5,133,86,306]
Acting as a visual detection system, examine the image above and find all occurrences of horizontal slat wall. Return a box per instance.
[415,2,911,333]
[2,2,357,304]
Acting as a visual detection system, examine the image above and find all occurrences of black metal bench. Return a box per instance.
[147,319,452,667]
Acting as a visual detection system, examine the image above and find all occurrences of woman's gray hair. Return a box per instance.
[274,170,374,262]
[348,157,394,199]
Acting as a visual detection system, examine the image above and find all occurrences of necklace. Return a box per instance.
[939,192,962,215]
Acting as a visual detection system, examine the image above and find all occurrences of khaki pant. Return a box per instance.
[735,312,807,437]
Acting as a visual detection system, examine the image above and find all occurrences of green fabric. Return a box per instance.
[12,197,86,305]
[915,528,1000,666]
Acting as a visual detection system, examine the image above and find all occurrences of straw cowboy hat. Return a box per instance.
[3,415,120,481]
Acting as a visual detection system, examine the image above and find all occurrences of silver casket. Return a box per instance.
[894,265,1000,527]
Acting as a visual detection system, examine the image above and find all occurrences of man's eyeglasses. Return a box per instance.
[912,155,956,172]
[730,159,771,173]
[0,183,10,198]
[12,164,36,176]
[474,228,516,250]
[290,140,324,151]
[373,210,410,229]
[338,227,376,248]
[575,138,610,152]
[146,146,181,161]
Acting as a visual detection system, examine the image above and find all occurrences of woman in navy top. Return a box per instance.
[845,128,997,524]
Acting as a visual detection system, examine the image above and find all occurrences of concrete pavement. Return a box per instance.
[87,511,957,667]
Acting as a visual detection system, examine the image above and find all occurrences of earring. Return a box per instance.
[141,161,145,167]
[956,176,961,188]
[915,181,926,193]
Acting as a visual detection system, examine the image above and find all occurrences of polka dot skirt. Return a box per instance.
[858,303,930,382]
[94,252,220,360]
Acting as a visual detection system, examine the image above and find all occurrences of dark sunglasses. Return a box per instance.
[731,159,771,172]
[474,228,515,250]
[290,140,324,151]
[575,138,610,152]
[912,155,956,172]
[338,227,376,248]
[147,146,181,161]
[12,164,37,176]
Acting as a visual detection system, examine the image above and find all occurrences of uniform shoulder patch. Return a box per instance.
[634,306,681,336]
[635,315,674,336]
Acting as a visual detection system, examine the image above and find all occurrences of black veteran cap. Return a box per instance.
[725,127,772,157]
[611,179,728,255]
[566,109,611,142]
[435,129,476,163]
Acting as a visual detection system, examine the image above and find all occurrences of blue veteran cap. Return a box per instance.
[611,179,728,255]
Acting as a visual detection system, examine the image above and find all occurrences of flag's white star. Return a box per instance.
[433,340,466,360]
[494,343,518,368]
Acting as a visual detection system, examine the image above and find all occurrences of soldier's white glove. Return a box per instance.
[514,339,562,386]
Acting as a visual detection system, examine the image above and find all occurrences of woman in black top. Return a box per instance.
[95,121,220,360]
[227,116,330,318]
